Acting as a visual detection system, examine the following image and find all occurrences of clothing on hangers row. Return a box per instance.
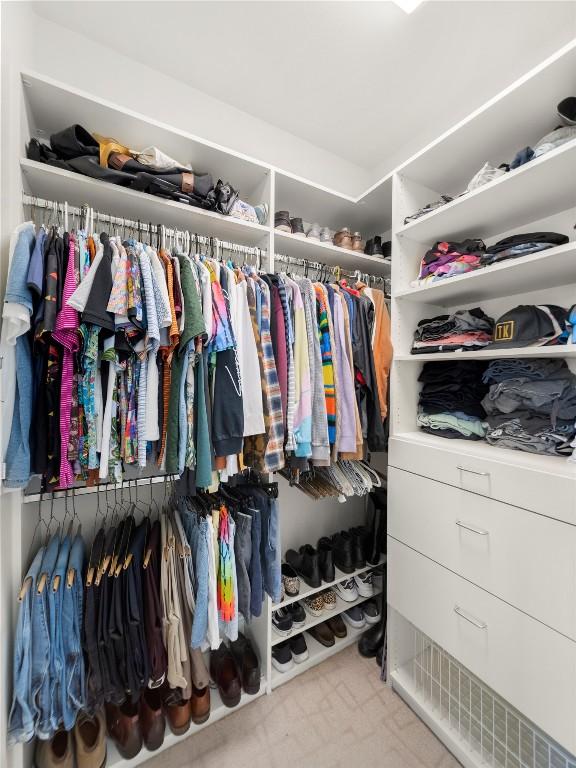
[8,477,277,745]
[1,198,392,490]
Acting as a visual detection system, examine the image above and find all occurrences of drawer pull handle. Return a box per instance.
[454,604,487,630]
[456,520,489,536]
[456,465,490,477]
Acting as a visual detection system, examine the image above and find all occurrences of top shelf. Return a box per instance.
[274,230,391,275]
[397,137,576,244]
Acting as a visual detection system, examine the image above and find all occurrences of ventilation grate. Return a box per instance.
[402,621,576,768]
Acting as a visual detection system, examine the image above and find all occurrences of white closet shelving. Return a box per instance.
[387,37,576,768]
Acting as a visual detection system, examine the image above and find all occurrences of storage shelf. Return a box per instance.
[397,138,576,243]
[394,241,576,307]
[395,344,576,362]
[392,432,576,479]
[107,685,266,768]
[271,588,383,647]
[271,625,366,689]
[274,229,391,274]
[21,159,270,246]
[275,555,386,611]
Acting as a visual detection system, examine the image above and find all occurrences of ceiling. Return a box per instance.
[31,1,576,181]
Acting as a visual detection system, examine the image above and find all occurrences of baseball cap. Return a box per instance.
[490,305,568,348]
[558,97,576,126]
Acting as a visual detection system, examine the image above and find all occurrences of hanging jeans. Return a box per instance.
[8,547,44,744]
[234,512,252,622]
[250,488,281,603]
[48,535,72,734]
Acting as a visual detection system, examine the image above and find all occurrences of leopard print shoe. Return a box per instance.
[304,594,325,617]
[281,563,301,597]
[322,589,337,611]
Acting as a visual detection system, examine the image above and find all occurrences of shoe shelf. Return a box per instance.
[271,588,383,647]
[274,229,391,275]
[275,555,387,611]
[394,343,576,363]
[394,241,576,307]
[271,625,366,690]
[396,138,576,244]
[106,684,267,768]
[21,159,271,247]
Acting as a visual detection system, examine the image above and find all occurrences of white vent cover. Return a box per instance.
[404,622,576,768]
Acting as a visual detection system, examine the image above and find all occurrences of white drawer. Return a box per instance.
[388,467,576,640]
[388,538,576,755]
[389,432,576,525]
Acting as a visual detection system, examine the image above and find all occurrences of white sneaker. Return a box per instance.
[334,578,359,603]
[354,572,374,598]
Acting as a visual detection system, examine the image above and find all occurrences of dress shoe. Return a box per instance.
[210,643,242,708]
[326,614,347,638]
[286,545,321,588]
[34,730,73,768]
[75,711,107,768]
[105,701,142,760]
[140,689,165,752]
[230,632,261,695]
[307,621,335,648]
[317,537,335,582]
[191,684,211,725]
[364,238,374,255]
[358,613,386,658]
[290,217,306,237]
[331,532,354,574]
[164,695,193,736]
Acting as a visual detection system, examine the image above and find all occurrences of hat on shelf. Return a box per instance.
[557,97,576,126]
[489,304,568,349]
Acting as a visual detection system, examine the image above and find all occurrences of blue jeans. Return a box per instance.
[244,505,263,618]
[61,534,85,730]
[8,547,44,744]
[189,515,210,649]
[252,489,281,603]
[32,534,60,739]
[48,535,71,733]
[234,512,252,622]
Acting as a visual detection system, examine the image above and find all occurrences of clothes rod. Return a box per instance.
[22,474,176,504]
[22,194,266,257]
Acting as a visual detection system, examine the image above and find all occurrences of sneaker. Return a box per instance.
[290,217,306,238]
[289,634,309,663]
[272,608,293,637]
[333,578,359,603]
[254,203,269,225]
[307,222,321,240]
[354,572,374,598]
[362,599,381,626]
[326,614,347,638]
[304,594,325,618]
[274,210,291,232]
[320,227,331,243]
[281,563,300,598]
[342,605,366,629]
[287,601,306,629]
[321,589,337,611]
[272,640,294,673]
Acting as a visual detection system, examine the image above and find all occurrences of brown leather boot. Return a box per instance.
[105,701,142,760]
[34,731,73,768]
[140,689,166,752]
[190,684,211,725]
[164,696,193,736]
[74,711,107,768]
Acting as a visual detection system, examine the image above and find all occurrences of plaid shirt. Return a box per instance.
[257,280,285,472]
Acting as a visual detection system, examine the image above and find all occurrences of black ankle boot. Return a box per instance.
[358,610,386,658]
[317,537,335,582]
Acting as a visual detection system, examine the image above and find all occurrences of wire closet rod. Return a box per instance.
[23,474,179,504]
[274,251,391,292]
[22,194,267,258]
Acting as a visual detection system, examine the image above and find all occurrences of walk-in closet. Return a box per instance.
[1,3,576,768]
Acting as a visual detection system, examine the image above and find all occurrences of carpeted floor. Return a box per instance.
[142,645,461,768]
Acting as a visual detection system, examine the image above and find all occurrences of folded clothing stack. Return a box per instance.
[480,232,569,267]
[482,359,576,456]
[416,239,486,285]
[417,361,489,440]
[412,308,494,354]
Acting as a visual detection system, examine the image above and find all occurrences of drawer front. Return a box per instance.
[388,467,576,639]
[389,435,576,524]
[388,538,576,754]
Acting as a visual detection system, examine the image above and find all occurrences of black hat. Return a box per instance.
[490,304,567,348]
[558,97,576,126]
